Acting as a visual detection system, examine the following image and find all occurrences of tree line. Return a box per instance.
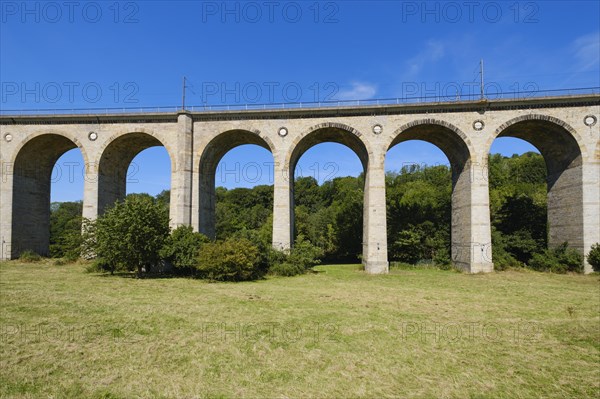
[46,152,600,273]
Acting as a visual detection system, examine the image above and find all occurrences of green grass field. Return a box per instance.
[1,261,599,398]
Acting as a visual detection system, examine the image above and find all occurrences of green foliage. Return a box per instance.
[216,185,273,240]
[386,165,451,265]
[391,228,421,264]
[88,195,170,276]
[287,235,324,270]
[83,258,112,274]
[49,201,83,258]
[486,152,552,271]
[586,243,600,272]
[160,226,209,272]
[269,235,324,277]
[19,250,42,263]
[491,229,522,271]
[155,189,171,209]
[196,238,266,281]
[529,242,583,274]
[294,176,364,262]
[389,222,449,266]
[49,152,571,275]
[269,262,306,277]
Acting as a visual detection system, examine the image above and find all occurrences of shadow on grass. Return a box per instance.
[94,271,195,280]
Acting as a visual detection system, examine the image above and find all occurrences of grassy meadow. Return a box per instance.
[0,261,599,398]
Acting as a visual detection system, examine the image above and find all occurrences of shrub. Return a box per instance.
[84,258,112,274]
[491,230,522,271]
[64,253,80,263]
[160,226,209,272]
[287,235,324,270]
[390,229,421,264]
[196,238,265,281]
[230,229,272,271]
[529,242,583,274]
[269,262,305,277]
[19,250,42,263]
[87,195,170,276]
[269,235,324,276]
[587,243,600,272]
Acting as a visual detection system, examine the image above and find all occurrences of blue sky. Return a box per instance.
[1,1,598,201]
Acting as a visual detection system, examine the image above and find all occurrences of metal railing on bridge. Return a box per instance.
[1,87,599,116]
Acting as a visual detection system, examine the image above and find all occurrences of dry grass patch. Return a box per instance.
[1,261,599,398]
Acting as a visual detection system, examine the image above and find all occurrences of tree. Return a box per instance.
[90,195,170,276]
[49,201,83,258]
[587,243,600,272]
[160,226,209,272]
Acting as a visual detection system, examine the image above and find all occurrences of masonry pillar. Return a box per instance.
[170,113,194,228]
[578,159,599,274]
[197,170,216,239]
[82,160,99,222]
[272,159,292,251]
[539,135,593,273]
[362,151,389,274]
[451,156,494,273]
[0,157,13,260]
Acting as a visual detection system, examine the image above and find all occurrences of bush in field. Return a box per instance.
[19,250,42,263]
[587,243,600,272]
[160,226,209,272]
[529,242,583,274]
[87,194,170,276]
[229,228,273,272]
[287,235,324,269]
[492,230,522,271]
[269,235,324,277]
[196,238,265,281]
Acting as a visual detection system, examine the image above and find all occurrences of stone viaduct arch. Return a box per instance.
[8,132,88,256]
[97,131,174,216]
[284,123,370,262]
[386,119,492,272]
[488,114,591,261]
[197,129,274,239]
[1,94,598,273]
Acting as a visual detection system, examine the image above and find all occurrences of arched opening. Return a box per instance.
[49,148,86,258]
[490,116,584,268]
[288,126,368,263]
[198,130,274,240]
[11,134,86,257]
[213,145,274,241]
[386,121,473,270]
[385,141,452,266]
[98,133,172,215]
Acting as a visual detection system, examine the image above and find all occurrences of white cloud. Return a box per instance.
[404,40,446,79]
[336,82,377,100]
[572,32,600,72]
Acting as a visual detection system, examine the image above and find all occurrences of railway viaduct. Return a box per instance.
[1,94,599,273]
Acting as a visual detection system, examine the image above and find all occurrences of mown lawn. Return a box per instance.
[0,261,599,398]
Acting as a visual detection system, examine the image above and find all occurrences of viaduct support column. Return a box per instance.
[362,151,388,274]
[81,157,100,222]
[581,159,600,274]
[451,157,494,273]
[0,158,13,260]
[272,159,292,251]
[170,113,194,228]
